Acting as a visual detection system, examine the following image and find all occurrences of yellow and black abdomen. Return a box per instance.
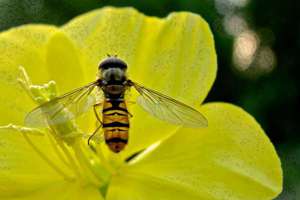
[102,99,129,153]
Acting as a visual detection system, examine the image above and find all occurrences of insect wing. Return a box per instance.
[25,81,100,127]
[132,82,208,128]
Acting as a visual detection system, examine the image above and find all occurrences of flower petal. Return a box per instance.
[1,180,102,200]
[108,103,282,200]
[0,127,103,199]
[46,31,88,94]
[0,128,75,198]
[62,7,217,156]
[45,31,96,131]
[0,25,57,125]
[0,25,104,200]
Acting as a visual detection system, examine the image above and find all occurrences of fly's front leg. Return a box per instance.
[124,101,134,118]
[93,103,103,125]
[88,124,102,145]
[127,110,133,118]
[88,103,103,145]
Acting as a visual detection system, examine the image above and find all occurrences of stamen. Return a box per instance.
[47,133,73,169]
[17,66,36,101]
[22,133,74,181]
[73,142,103,186]
[17,66,111,186]
[56,139,83,179]
[0,124,44,136]
[48,127,83,179]
[93,143,115,175]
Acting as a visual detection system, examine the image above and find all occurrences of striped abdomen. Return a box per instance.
[102,99,129,153]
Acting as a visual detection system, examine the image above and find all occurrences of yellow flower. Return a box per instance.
[0,7,282,200]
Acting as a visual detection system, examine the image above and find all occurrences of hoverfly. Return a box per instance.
[25,56,208,153]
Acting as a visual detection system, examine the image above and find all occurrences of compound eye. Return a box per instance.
[99,57,127,70]
[99,63,109,70]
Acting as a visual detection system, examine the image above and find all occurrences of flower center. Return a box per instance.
[16,67,113,189]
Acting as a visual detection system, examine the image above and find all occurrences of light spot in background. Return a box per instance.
[233,30,259,70]
[215,0,250,15]
[223,15,248,36]
[228,0,250,7]
[214,0,275,76]
[215,0,235,15]
[255,46,276,72]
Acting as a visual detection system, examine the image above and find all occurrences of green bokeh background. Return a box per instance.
[0,0,298,199]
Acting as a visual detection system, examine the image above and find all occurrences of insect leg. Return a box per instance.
[88,124,102,145]
[93,103,103,124]
[127,111,133,118]
[88,103,103,145]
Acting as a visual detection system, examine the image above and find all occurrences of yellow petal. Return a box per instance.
[0,128,75,198]
[0,25,57,125]
[1,180,102,200]
[46,31,88,93]
[62,7,217,156]
[45,31,97,131]
[108,103,282,200]
[0,26,102,199]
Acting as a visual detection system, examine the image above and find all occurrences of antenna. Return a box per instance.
[106,53,118,57]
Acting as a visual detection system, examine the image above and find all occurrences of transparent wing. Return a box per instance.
[25,81,101,127]
[132,82,208,127]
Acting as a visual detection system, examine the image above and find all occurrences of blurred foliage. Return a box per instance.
[0,0,299,198]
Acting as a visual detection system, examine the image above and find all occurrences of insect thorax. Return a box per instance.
[100,67,127,98]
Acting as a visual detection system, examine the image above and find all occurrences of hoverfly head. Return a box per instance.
[99,56,127,84]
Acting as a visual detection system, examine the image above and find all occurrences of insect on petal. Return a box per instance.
[62,7,217,158]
